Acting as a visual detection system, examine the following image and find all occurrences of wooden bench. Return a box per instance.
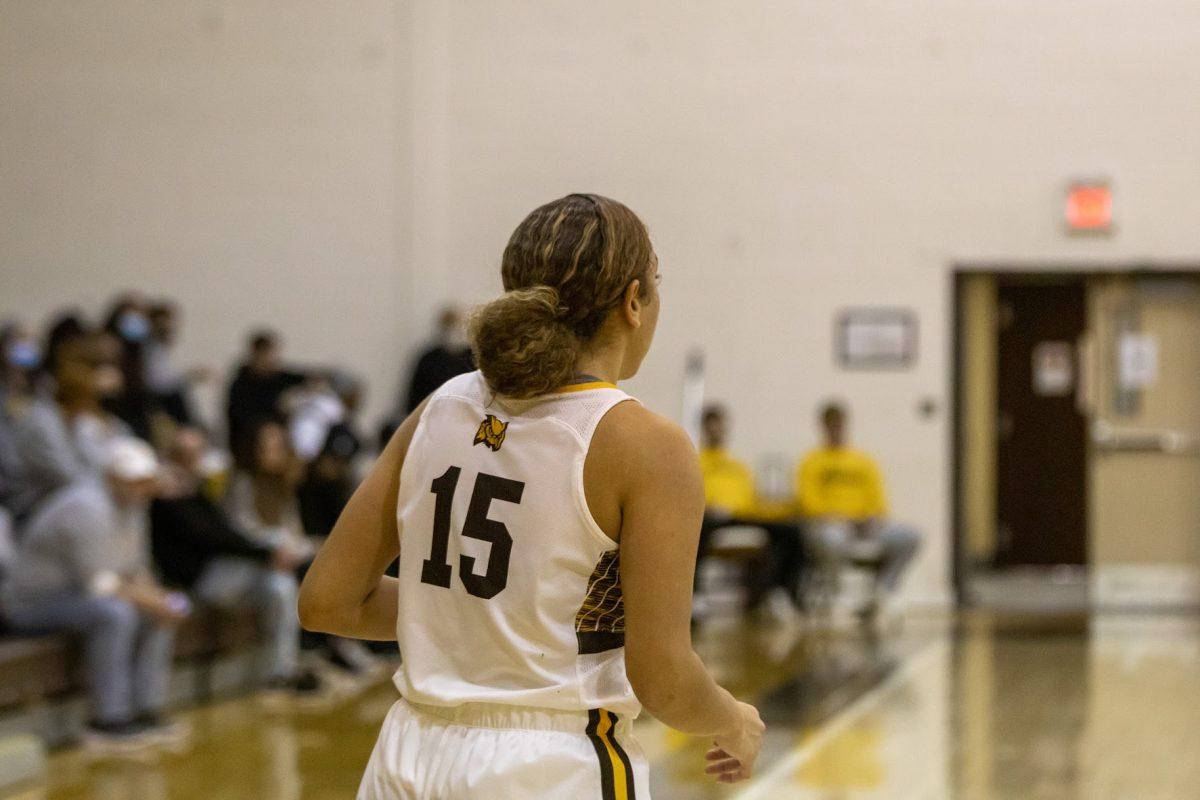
[0,606,263,714]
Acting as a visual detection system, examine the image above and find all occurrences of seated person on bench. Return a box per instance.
[0,438,188,749]
[798,401,919,620]
[152,426,320,696]
[696,404,804,620]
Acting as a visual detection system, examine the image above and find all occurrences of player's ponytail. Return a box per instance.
[469,286,581,398]
[470,194,655,399]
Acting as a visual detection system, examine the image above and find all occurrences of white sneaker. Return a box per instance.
[138,716,193,752]
[81,722,158,760]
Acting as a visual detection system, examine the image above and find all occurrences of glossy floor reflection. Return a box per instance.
[17,611,1200,799]
[730,612,1200,800]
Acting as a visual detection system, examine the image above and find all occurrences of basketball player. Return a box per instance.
[299,194,765,798]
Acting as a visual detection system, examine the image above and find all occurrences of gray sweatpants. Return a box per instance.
[193,558,299,681]
[3,595,174,725]
[810,519,920,592]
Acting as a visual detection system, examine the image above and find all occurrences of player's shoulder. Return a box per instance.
[593,401,697,473]
[431,370,484,401]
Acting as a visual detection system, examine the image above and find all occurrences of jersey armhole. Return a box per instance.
[392,393,445,538]
[570,397,640,550]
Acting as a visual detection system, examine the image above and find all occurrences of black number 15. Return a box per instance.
[419,466,525,599]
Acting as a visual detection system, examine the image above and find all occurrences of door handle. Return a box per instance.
[1091,420,1200,454]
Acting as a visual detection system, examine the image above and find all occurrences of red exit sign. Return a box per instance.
[1066,182,1112,233]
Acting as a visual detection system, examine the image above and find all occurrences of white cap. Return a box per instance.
[105,437,159,482]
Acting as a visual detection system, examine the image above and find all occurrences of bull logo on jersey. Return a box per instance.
[473,414,508,451]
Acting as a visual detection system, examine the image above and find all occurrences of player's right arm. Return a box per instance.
[589,402,765,783]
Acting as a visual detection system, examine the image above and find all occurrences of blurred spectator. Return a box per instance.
[0,420,18,514]
[144,301,208,426]
[696,405,805,621]
[0,505,12,578]
[38,312,88,394]
[378,307,473,449]
[0,320,39,510]
[296,372,363,538]
[151,427,318,695]
[288,372,361,464]
[298,422,361,540]
[404,306,473,413]
[226,330,307,464]
[227,418,376,674]
[698,406,756,517]
[1,321,40,415]
[799,402,920,620]
[102,295,164,443]
[225,419,310,557]
[10,330,129,520]
[0,438,188,749]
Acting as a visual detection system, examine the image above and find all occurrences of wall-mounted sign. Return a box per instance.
[835,308,917,370]
[1066,181,1112,233]
[1118,333,1158,390]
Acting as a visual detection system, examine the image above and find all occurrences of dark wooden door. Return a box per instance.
[995,282,1088,566]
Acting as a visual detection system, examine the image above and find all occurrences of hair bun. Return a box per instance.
[470,194,654,397]
[468,287,580,398]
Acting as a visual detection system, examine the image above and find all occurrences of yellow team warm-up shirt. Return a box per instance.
[798,447,887,521]
[698,447,756,516]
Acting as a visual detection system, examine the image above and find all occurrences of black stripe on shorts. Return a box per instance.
[604,710,636,797]
[586,709,617,800]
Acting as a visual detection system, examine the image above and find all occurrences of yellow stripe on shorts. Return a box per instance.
[587,709,635,799]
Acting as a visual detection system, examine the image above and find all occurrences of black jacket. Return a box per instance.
[225,364,306,456]
[406,345,473,412]
[150,492,272,589]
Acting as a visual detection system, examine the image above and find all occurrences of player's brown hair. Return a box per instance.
[470,194,655,398]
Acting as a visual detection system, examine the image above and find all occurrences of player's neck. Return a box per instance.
[573,347,624,386]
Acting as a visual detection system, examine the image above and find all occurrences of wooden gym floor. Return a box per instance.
[13,610,1200,800]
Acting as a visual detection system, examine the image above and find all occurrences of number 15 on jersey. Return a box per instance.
[419,466,525,600]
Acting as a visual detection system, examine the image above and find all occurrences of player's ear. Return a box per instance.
[621,279,643,329]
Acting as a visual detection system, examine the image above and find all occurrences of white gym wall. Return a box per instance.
[5,1,1200,605]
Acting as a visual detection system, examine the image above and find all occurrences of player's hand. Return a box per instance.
[707,701,765,783]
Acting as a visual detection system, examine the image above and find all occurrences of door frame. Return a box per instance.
[950,264,1200,608]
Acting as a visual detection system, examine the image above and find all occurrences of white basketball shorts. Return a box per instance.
[358,698,650,800]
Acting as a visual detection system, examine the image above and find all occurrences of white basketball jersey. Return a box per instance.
[393,371,641,717]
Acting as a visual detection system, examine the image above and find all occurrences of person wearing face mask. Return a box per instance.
[0,321,40,512]
[0,437,189,752]
[143,301,211,426]
[10,330,131,521]
[1,321,40,415]
[103,296,166,443]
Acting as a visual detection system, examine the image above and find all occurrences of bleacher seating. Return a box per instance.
[0,606,262,723]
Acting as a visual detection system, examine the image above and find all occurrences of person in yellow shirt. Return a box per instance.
[798,402,919,618]
[697,405,804,621]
